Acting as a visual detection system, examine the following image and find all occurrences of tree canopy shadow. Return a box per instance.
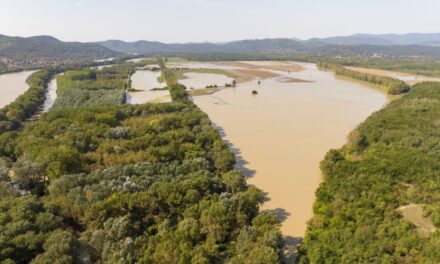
[261,207,290,222]
[212,123,256,179]
[283,236,303,264]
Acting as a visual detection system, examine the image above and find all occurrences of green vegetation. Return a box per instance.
[54,65,134,109]
[52,89,126,110]
[300,82,440,263]
[0,70,54,133]
[57,66,133,92]
[0,193,79,263]
[0,60,283,263]
[164,57,192,64]
[319,62,411,95]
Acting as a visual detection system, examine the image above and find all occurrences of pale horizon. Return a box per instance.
[1,0,439,43]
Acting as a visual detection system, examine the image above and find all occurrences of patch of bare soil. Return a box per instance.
[397,203,436,237]
[210,61,305,73]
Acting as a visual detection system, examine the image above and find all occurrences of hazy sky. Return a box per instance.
[1,0,439,43]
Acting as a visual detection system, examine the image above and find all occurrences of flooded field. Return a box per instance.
[190,62,388,237]
[0,71,36,108]
[179,72,234,89]
[127,70,171,104]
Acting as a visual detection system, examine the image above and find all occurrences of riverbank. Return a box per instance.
[191,62,389,238]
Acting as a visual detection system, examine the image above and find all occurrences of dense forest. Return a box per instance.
[300,82,440,263]
[318,62,411,95]
[0,61,284,263]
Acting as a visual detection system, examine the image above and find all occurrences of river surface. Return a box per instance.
[191,62,388,237]
[127,70,171,104]
[0,71,36,108]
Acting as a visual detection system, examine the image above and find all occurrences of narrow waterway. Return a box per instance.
[191,62,389,237]
[0,70,36,108]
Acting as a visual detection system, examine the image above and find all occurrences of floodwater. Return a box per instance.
[192,62,388,237]
[0,71,36,108]
[94,57,115,62]
[127,70,171,104]
[180,72,234,89]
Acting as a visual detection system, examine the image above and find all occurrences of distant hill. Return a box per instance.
[307,35,395,46]
[309,33,440,46]
[98,37,440,60]
[0,34,119,61]
[3,32,440,69]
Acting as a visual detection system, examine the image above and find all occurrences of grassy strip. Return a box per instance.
[157,68,238,83]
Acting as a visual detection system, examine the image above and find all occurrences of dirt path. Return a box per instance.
[397,203,436,237]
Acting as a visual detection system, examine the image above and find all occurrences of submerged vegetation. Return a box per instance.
[0,60,283,263]
[300,82,440,263]
[318,62,411,95]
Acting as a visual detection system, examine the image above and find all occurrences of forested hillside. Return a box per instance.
[0,35,118,60]
[98,38,440,60]
[300,82,440,263]
[0,61,284,263]
[0,34,120,72]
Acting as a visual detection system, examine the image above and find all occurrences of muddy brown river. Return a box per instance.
[189,62,388,237]
[0,70,36,108]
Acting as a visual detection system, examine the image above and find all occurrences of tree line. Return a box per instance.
[318,62,411,95]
